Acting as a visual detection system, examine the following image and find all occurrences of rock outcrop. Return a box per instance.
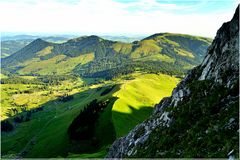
[107,5,239,158]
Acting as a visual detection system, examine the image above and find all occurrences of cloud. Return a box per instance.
[0,0,237,37]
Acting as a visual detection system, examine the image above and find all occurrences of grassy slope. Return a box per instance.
[131,39,163,59]
[1,73,179,158]
[25,85,119,158]
[0,73,8,79]
[68,147,107,158]
[65,73,179,157]
[1,84,49,119]
[1,76,117,157]
[18,53,94,75]
[112,73,179,137]
[0,76,85,120]
[1,86,103,157]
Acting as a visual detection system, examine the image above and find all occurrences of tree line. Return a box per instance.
[1,75,79,85]
[1,106,44,132]
[79,60,186,80]
[68,99,110,142]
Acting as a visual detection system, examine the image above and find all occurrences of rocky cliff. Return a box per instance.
[107,5,239,158]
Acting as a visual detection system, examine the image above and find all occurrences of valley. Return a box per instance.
[1,73,179,158]
[1,26,238,158]
[1,32,211,158]
[1,1,238,159]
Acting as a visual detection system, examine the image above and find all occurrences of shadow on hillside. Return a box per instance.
[112,105,153,138]
[1,85,119,157]
[66,104,154,158]
[1,84,154,158]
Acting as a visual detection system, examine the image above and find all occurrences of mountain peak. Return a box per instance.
[87,35,102,39]
[32,38,48,44]
[142,32,167,40]
[80,35,104,42]
[2,37,51,67]
[24,38,50,50]
[67,35,103,43]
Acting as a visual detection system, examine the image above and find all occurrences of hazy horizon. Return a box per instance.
[1,32,147,37]
[0,0,238,37]
[1,31,213,39]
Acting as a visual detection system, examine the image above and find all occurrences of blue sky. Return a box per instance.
[115,0,235,10]
[0,0,238,37]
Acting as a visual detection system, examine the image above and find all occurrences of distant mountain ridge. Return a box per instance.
[1,39,32,58]
[2,33,211,78]
[1,35,76,41]
[1,36,74,58]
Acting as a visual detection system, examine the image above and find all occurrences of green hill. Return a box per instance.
[1,33,212,158]
[1,36,73,58]
[1,73,179,158]
[2,33,211,77]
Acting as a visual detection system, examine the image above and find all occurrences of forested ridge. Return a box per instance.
[1,33,211,79]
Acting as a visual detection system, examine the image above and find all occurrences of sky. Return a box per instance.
[0,0,238,37]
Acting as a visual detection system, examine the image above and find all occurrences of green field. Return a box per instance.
[112,73,179,137]
[1,73,179,158]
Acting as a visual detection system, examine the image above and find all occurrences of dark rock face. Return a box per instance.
[107,5,239,158]
[198,7,239,85]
